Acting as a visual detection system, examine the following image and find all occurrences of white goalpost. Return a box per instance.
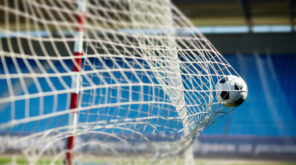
[0,0,241,164]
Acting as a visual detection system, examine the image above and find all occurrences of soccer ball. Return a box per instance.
[215,75,248,107]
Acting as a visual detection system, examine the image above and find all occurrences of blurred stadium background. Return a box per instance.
[172,0,296,163]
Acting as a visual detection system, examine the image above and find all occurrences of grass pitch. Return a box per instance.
[0,156,295,165]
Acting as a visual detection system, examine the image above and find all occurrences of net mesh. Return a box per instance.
[0,0,239,164]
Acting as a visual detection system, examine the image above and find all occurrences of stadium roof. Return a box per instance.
[173,0,294,30]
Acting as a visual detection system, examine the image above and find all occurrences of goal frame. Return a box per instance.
[66,0,87,165]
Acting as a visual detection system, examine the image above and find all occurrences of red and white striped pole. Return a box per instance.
[66,0,86,165]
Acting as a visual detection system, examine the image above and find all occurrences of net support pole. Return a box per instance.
[66,0,86,165]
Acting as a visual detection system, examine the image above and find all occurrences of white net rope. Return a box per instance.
[0,0,239,164]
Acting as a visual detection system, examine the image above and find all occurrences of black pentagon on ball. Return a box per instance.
[219,77,228,84]
[234,83,242,90]
[220,91,229,100]
[234,98,245,106]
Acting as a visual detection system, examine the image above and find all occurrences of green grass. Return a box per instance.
[0,157,29,164]
[0,156,295,165]
[0,156,63,165]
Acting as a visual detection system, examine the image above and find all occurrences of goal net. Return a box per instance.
[0,0,239,164]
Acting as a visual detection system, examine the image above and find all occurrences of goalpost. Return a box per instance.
[66,0,86,165]
[0,0,240,164]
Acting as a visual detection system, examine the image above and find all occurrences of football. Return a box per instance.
[215,75,248,107]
